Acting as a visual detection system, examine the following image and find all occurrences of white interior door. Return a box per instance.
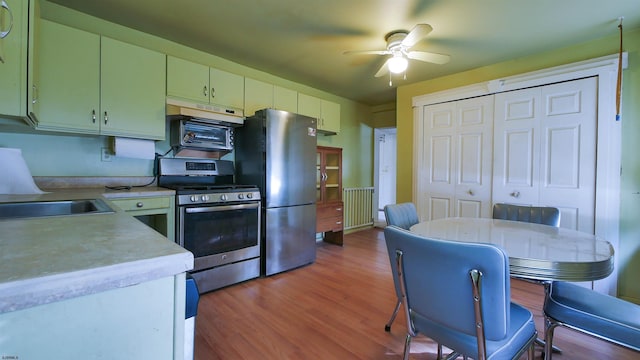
[493,77,597,233]
[420,96,493,220]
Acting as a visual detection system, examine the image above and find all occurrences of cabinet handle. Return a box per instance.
[203,86,208,97]
[136,202,144,208]
[91,110,96,123]
[336,207,342,211]
[210,86,215,98]
[31,84,37,104]
[104,111,108,125]
[0,1,14,39]
[336,221,342,225]
[510,191,520,198]
[468,189,475,196]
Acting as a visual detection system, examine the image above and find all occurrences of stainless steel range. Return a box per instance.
[158,157,261,293]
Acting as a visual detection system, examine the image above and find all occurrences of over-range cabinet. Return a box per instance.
[235,108,318,276]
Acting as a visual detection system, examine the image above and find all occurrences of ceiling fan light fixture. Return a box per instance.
[388,54,408,74]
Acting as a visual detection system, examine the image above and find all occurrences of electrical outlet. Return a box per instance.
[101,148,112,162]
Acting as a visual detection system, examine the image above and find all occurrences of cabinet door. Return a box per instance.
[0,0,28,117]
[101,37,166,139]
[244,77,273,116]
[166,56,209,103]
[320,99,340,133]
[317,146,342,204]
[36,20,100,133]
[297,93,321,119]
[274,86,297,113]
[209,67,244,109]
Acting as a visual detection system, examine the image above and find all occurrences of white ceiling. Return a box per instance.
[47,0,639,106]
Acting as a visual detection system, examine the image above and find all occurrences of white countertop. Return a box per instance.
[0,188,193,314]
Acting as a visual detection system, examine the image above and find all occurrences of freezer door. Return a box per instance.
[263,204,316,276]
[265,109,317,208]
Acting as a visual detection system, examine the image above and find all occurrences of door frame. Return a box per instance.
[373,127,397,227]
[412,53,627,296]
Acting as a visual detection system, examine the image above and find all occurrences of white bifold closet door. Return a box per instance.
[420,95,494,220]
[492,77,598,233]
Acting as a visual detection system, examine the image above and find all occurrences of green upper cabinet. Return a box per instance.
[36,20,100,133]
[100,37,166,139]
[244,78,298,116]
[298,93,340,134]
[273,85,297,113]
[209,67,244,110]
[167,56,244,111]
[0,0,35,118]
[297,93,321,119]
[166,56,209,103]
[35,20,166,140]
[244,78,273,116]
[319,99,340,134]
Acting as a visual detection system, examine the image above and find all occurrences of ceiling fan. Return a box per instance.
[344,24,450,81]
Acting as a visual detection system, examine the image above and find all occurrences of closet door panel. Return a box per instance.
[454,95,493,217]
[421,96,493,219]
[493,88,540,205]
[539,77,597,232]
[422,102,456,219]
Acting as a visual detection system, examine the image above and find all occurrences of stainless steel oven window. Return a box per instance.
[178,202,260,257]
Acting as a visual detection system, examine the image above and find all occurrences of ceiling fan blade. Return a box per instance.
[402,23,433,48]
[343,49,390,56]
[407,51,451,64]
[374,60,389,77]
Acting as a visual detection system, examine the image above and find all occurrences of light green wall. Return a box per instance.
[396,27,640,302]
[0,1,374,188]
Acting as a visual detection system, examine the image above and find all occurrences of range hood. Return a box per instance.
[166,98,244,126]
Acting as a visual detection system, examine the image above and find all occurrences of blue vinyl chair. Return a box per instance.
[492,203,561,227]
[543,281,640,359]
[383,203,420,332]
[384,225,537,360]
[384,202,419,231]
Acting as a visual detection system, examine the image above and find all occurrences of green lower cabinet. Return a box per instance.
[108,195,175,242]
[0,275,186,359]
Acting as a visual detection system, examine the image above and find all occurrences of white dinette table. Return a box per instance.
[409,217,614,282]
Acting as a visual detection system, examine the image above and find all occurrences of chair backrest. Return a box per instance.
[492,203,560,227]
[383,225,511,348]
[384,203,419,230]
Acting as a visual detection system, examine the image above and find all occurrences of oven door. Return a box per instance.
[178,201,260,271]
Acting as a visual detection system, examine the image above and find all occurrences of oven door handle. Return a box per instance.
[185,202,260,213]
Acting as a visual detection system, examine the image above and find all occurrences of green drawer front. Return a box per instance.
[111,197,171,212]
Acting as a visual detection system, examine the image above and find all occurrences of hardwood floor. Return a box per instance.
[194,227,637,359]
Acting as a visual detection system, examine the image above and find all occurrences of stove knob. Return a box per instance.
[247,192,253,199]
[190,195,198,202]
[238,193,245,200]
[201,195,209,202]
[220,194,228,201]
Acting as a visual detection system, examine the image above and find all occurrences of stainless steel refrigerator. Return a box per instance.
[235,108,317,276]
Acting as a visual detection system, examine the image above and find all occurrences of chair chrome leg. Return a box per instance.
[528,341,535,360]
[403,333,412,360]
[385,298,402,331]
[543,317,561,360]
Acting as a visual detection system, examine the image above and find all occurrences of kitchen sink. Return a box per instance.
[0,199,115,220]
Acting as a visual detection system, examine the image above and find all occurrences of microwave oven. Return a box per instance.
[171,119,234,152]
